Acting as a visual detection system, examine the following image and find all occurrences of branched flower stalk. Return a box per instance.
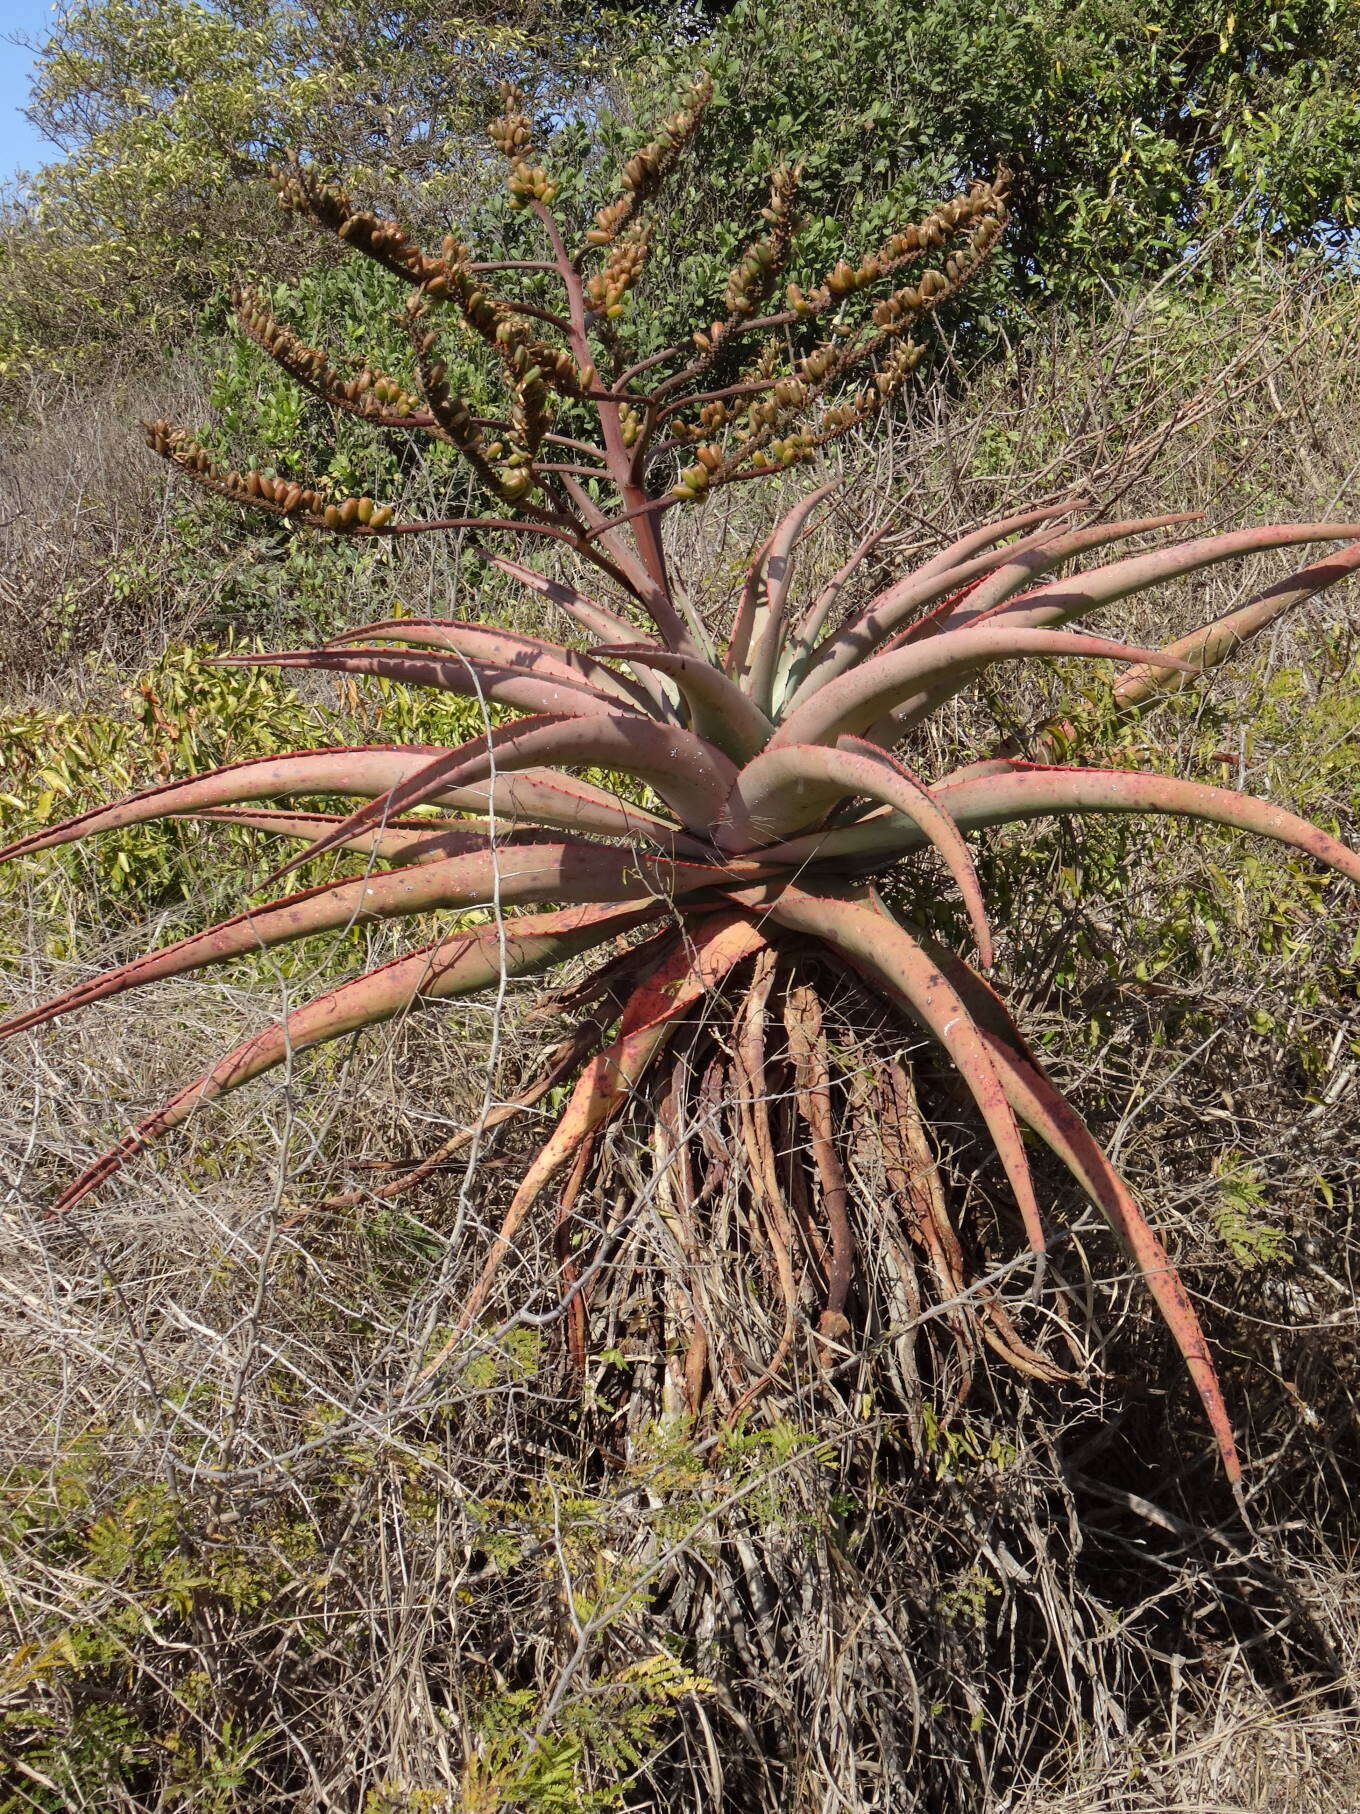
[8,75,1360,1495]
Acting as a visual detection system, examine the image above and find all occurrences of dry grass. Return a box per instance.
[0,263,1358,1811]
[0,351,225,686]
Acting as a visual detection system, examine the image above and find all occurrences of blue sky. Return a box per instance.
[0,0,61,189]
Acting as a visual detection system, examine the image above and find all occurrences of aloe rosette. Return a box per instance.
[6,78,1360,1486]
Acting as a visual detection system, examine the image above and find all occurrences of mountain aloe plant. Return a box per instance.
[7,77,1360,1489]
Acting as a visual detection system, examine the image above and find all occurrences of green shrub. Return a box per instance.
[617,0,1360,347]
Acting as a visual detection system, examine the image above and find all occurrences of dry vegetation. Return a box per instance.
[1,265,1359,1811]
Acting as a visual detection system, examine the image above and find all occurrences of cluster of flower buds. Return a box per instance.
[869,337,926,401]
[723,237,784,318]
[507,163,559,209]
[737,336,852,455]
[413,241,587,399]
[488,82,536,162]
[874,180,1006,273]
[588,195,632,249]
[490,90,559,211]
[797,343,839,386]
[267,164,576,421]
[746,431,813,474]
[489,449,537,500]
[781,175,1009,323]
[585,226,651,318]
[870,269,938,329]
[951,206,1005,272]
[408,308,546,502]
[870,209,1004,335]
[816,398,860,436]
[722,166,800,320]
[785,256,878,317]
[269,161,352,231]
[421,237,504,338]
[235,288,422,421]
[690,320,730,355]
[618,402,644,448]
[269,163,442,289]
[671,175,1010,498]
[420,360,485,450]
[142,421,395,530]
[464,421,537,500]
[744,373,811,438]
[583,73,712,250]
[672,442,724,500]
[505,350,552,459]
[502,318,588,395]
[269,157,593,417]
[671,397,729,445]
[406,306,490,454]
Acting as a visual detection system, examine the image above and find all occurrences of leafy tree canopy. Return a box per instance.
[0,0,616,381]
[629,0,1360,307]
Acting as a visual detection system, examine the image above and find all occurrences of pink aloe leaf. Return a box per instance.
[787,503,1109,703]
[1110,538,1360,713]
[785,521,1071,705]
[46,900,662,1215]
[930,758,1023,786]
[0,749,696,867]
[761,759,1360,879]
[755,813,922,868]
[0,747,454,865]
[270,713,740,876]
[482,551,650,647]
[724,521,780,680]
[867,525,1360,746]
[772,627,1198,752]
[932,762,1360,885]
[324,617,656,711]
[977,522,1360,634]
[483,548,678,720]
[718,738,994,967]
[909,502,1086,582]
[916,932,1243,1486]
[178,807,542,863]
[743,480,842,711]
[424,771,704,850]
[749,884,1047,1257]
[214,647,626,720]
[1,843,756,1040]
[783,507,911,684]
[941,513,1203,630]
[590,644,774,761]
